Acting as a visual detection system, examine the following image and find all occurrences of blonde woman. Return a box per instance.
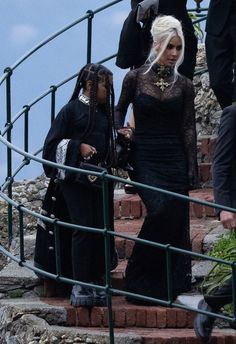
[115,15,198,303]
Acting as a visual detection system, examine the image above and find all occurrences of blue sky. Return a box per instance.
[0,0,209,182]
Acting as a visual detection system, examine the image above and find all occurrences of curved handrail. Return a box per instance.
[0,2,208,86]
[1,53,117,136]
[0,4,209,139]
[0,0,123,86]
[2,3,234,341]
[1,133,236,216]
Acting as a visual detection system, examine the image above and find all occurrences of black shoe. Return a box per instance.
[70,284,94,307]
[194,299,216,343]
[93,288,107,306]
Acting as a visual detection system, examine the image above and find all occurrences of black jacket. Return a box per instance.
[213,105,236,212]
[116,0,196,71]
[206,0,233,36]
[131,0,191,21]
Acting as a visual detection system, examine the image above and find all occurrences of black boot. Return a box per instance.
[70,284,94,307]
[194,299,218,343]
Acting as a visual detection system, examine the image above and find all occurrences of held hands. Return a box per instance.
[80,143,97,161]
[220,211,236,230]
[117,124,134,143]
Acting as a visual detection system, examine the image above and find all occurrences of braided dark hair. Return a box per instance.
[69,63,116,167]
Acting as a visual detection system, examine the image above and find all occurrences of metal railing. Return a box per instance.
[1,1,235,343]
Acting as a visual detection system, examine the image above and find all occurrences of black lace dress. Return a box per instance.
[115,64,198,301]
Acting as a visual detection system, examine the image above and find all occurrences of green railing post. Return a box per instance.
[86,10,94,63]
[18,206,25,264]
[23,105,30,153]
[166,244,173,303]
[50,85,57,124]
[102,176,114,344]
[4,67,13,245]
[194,0,203,12]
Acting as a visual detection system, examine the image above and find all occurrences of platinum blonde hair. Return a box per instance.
[145,15,185,82]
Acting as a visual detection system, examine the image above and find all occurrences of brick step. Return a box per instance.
[111,259,126,289]
[114,217,218,260]
[139,328,235,344]
[43,296,196,328]
[42,296,235,344]
[114,188,215,220]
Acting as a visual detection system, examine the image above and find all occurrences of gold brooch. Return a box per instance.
[154,78,170,91]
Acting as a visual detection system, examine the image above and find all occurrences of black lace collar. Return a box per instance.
[152,64,174,78]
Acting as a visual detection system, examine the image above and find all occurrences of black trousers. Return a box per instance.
[59,182,114,283]
[206,11,236,109]
[179,28,198,81]
[204,277,233,310]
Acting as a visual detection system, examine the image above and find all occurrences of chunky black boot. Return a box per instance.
[70,284,94,307]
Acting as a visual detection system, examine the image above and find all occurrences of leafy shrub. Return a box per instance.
[201,230,236,315]
[201,230,236,295]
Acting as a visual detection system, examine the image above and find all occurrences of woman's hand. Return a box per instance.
[80,143,97,160]
[117,127,134,142]
[220,211,236,229]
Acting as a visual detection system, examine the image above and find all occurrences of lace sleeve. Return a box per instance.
[115,69,137,129]
[182,78,198,189]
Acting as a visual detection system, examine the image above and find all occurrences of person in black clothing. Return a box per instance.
[115,15,198,303]
[34,63,116,307]
[116,0,198,80]
[205,0,236,109]
[194,105,236,342]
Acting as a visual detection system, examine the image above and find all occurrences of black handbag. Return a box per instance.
[75,162,107,188]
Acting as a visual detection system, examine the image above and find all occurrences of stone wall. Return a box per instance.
[194,44,222,136]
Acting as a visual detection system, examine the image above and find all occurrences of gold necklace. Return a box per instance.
[153,64,172,92]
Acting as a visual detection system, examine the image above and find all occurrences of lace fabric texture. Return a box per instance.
[115,64,198,299]
[115,64,198,189]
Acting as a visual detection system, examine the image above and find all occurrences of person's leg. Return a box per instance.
[125,188,191,302]
[206,31,234,109]
[60,182,96,306]
[194,277,233,342]
[90,183,116,306]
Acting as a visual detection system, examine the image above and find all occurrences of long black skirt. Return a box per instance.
[125,190,191,300]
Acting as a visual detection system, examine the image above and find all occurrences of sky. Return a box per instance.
[0,0,209,182]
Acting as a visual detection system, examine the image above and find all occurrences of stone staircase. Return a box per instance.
[0,188,235,342]
[30,188,234,343]
[1,136,235,342]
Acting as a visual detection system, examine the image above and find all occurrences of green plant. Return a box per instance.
[188,12,204,42]
[201,230,236,297]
